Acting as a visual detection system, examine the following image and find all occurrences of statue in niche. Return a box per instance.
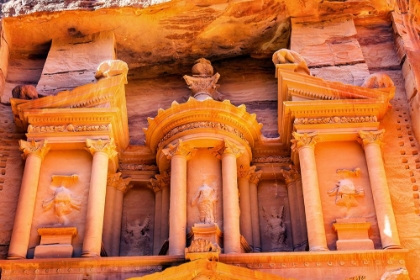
[191,184,217,224]
[328,168,364,211]
[124,215,151,256]
[262,206,286,251]
[42,186,81,225]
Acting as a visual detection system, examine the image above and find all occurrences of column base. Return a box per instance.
[309,246,329,251]
[81,252,100,258]
[384,245,403,250]
[7,254,25,260]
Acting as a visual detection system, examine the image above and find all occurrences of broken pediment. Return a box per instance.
[129,259,294,280]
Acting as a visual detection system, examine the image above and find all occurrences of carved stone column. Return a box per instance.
[359,130,401,249]
[215,139,244,254]
[237,165,254,249]
[163,140,196,255]
[8,140,50,259]
[103,174,117,255]
[150,171,170,255]
[82,139,117,257]
[291,132,328,251]
[249,167,262,252]
[110,175,131,256]
[282,166,308,251]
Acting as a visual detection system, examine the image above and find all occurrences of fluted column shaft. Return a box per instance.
[163,140,195,256]
[83,139,117,257]
[220,140,244,254]
[238,165,254,248]
[249,169,262,252]
[292,132,328,251]
[282,166,308,251]
[359,130,401,249]
[8,140,49,259]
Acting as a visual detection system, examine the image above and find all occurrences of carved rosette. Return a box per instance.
[85,138,118,158]
[149,171,170,193]
[107,172,132,194]
[212,139,245,160]
[281,165,301,185]
[162,139,197,160]
[358,129,385,148]
[19,139,50,160]
[291,132,319,152]
[249,168,262,185]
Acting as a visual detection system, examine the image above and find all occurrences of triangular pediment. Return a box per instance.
[129,259,294,280]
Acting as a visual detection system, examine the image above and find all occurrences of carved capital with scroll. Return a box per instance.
[237,165,257,180]
[162,139,196,160]
[107,172,132,194]
[249,168,263,185]
[19,139,50,160]
[281,165,301,185]
[291,132,319,152]
[212,139,245,159]
[86,138,118,158]
[150,171,170,193]
[358,129,385,148]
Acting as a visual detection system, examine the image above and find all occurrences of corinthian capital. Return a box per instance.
[281,165,301,185]
[85,138,118,158]
[358,129,385,147]
[150,171,170,192]
[249,168,262,185]
[212,139,245,159]
[19,139,50,160]
[107,172,132,194]
[162,139,196,160]
[237,165,257,180]
[291,132,318,152]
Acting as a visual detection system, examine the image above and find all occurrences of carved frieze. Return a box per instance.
[118,164,158,171]
[158,121,248,148]
[252,156,291,164]
[28,124,111,133]
[294,116,377,125]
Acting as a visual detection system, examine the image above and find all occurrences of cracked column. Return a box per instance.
[292,132,328,251]
[8,140,50,259]
[359,130,401,249]
[83,139,117,257]
[163,140,196,255]
[282,166,308,251]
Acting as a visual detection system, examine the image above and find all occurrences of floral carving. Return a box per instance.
[27,124,111,133]
[252,156,291,164]
[19,139,50,160]
[291,132,318,151]
[281,165,301,185]
[107,172,132,194]
[118,164,158,171]
[162,139,196,160]
[186,238,220,253]
[183,58,221,100]
[149,171,170,193]
[85,138,118,158]
[294,116,377,125]
[358,129,385,147]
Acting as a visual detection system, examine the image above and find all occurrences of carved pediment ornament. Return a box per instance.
[358,129,385,147]
[107,172,132,194]
[291,132,319,152]
[19,139,50,160]
[162,139,197,160]
[85,138,118,158]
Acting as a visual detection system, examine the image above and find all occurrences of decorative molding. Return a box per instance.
[158,121,248,148]
[358,129,385,147]
[281,166,301,185]
[252,156,291,164]
[107,172,132,194]
[294,116,377,125]
[85,138,118,158]
[162,139,197,160]
[28,124,111,133]
[291,132,319,151]
[19,139,50,160]
[118,164,158,171]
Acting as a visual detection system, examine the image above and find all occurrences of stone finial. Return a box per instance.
[272,49,310,75]
[361,72,394,88]
[183,58,221,101]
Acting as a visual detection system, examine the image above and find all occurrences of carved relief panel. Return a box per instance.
[120,183,154,256]
[257,179,293,252]
[315,141,381,250]
[28,150,92,258]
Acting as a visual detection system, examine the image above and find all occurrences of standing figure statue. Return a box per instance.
[191,184,217,224]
